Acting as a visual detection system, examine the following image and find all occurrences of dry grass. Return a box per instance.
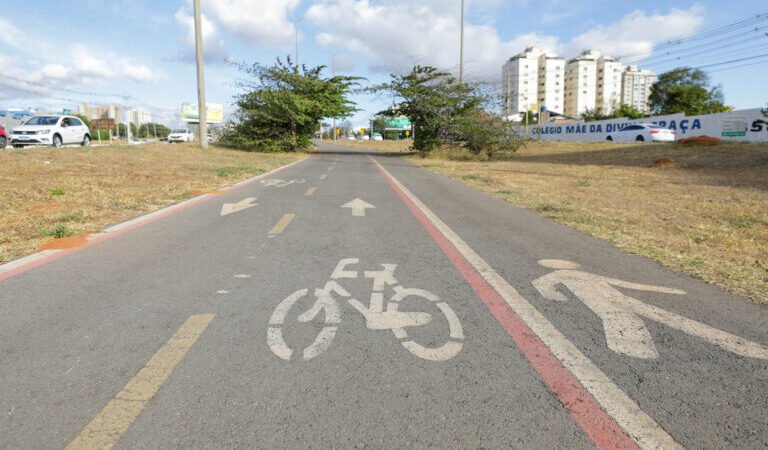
[323,139,413,152]
[409,140,768,305]
[0,143,303,264]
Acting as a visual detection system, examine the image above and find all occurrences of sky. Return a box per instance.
[0,0,766,127]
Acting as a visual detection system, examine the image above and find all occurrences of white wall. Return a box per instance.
[517,109,768,143]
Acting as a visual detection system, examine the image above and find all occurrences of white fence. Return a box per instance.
[517,108,768,142]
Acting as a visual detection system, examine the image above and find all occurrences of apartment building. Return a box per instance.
[538,54,565,115]
[127,109,152,126]
[502,46,544,117]
[622,65,656,113]
[77,103,123,122]
[564,50,600,118]
[596,55,623,115]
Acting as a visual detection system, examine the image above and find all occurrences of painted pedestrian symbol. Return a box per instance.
[532,259,768,359]
[260,178,305,188]
[268,258,464,362]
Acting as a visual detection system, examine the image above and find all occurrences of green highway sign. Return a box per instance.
[384,116,412,130]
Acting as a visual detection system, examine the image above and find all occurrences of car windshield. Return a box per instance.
[24,116,59,126]
[647,125,663,129]
[172,129,188,133]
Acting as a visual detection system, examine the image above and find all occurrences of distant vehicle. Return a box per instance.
[10,115,90,148]
[347,135,356,140]
[606,124,675,142]
[0,124,7,149]
[361,135,370,140]
[168,129,195,143]
[372,132,383,141]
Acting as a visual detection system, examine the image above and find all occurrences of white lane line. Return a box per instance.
[371,157,679,450]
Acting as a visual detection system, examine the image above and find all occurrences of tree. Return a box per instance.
[226,57,361,151]
[75,114,92,130]
[581,108,610,122]
[649,67,729,115]
[373,66,524,157]
[612,103,645,120]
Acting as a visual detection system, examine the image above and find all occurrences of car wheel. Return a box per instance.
[0,136,6,149]
[53,134,63,148]
[636,135,645,142]
[82,135,91,147]
[606,136,613,141]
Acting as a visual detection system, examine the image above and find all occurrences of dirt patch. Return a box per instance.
[0,143,303,264]
[410,140,768,305]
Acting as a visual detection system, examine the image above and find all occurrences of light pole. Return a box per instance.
[459,0,465,84]
[193,0,208,148]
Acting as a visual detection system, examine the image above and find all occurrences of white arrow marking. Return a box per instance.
[341,198,375,217]
[220,197,257,216]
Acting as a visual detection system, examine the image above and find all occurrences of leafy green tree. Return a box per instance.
[373,66,484,155]
[580,108,609,122]
[75,114,92,130]
[649,67,729,115]
[612,103,645,119]
[456,111,524,158]
[138,123,170,139]
[227,57,361,151]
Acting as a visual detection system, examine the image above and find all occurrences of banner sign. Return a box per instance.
[516,108,768,142]
[181,103,224,123]
[384,116,412,130]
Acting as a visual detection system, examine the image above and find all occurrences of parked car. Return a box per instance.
[372,132,383,141]
[168,129,195,143]
[0,124,7,149]
[10,115,91,148]
[606,124,675,142]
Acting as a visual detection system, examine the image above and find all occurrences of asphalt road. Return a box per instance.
[1,144,766,449]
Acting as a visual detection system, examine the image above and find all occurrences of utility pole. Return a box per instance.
[294,18,301,68]
[459,0,465,84]
[332,54,337,142]
[193,0,208,148]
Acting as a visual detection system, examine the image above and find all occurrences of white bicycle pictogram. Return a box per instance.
[267,258,464,362]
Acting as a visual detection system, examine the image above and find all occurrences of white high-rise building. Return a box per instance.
[127,109,152,126]
[564,50,600,118]
[596,56,623,115]
[538,54,565,114]
[622,65,656,113]
[502,46,544,118]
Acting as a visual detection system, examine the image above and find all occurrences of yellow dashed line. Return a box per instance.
[304,187,317,197]
[269,213,296,235]
[319,174,328,180]
[66,314,215,450]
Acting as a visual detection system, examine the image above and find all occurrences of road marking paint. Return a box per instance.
[260,178,305,188]
[269,214,295,235]
[341,198,375,217]
[65,314,215,450]
[220,197,258,216]
[247,256,257,260]
[371,157,672,450]
[233,274,251,279]
[533,260,768,360]
[0,157,308,283]
[216,290,230,295]
[304,187,317,197]
[319,174,328,180]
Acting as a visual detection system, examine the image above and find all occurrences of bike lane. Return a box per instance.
[111,150,595,448]
[371,151,768,448]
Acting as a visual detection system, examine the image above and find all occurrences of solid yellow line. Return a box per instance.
[304,187,317,197]
[65,314,215,450]
[269,213,295,235]
[319,174,328,180]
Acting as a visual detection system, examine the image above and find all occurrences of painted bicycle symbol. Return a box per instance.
[260,178,305,188]
[268,258,464,362]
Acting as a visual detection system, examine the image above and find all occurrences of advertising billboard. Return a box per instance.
[181,103,224,123]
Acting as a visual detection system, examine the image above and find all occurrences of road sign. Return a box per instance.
[384,116,412,130]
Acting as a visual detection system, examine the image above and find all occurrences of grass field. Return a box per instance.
[0,143,303,264]
[406,140,768,305]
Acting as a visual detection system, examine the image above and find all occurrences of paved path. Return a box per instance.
[1,144,766,449]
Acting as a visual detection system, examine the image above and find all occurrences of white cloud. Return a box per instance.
[0,18,24,49]
[307,1,705,82]
[174,8,231,64]
[563,6,706,59]
[199,0,299,48]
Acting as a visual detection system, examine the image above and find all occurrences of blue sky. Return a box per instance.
[0,0,765,127]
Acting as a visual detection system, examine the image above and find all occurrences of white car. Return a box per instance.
[606,124,675,142]
[168,129,195,143]
[10,115,91,148]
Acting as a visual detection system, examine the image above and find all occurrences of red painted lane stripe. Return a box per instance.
[0,158,307,282]
[373,159,638,450]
